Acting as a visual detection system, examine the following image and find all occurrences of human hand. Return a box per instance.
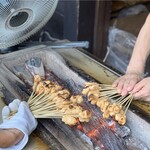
[131,77,150,102]
[112,73,142,96]
[2,99,21,122]
[0,99,37,149]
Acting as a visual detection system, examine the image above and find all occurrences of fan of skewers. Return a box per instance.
[9,75,92,126]
[82,82,134,125]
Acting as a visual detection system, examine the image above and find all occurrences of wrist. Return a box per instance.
[0,128,24,148]
[126,70,144,79]
[9,128,24,139]
[8,128,24,145]
[126,65,144,75]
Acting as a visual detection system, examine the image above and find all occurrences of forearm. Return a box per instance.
[127,13,150,74]
[0,128,24,148]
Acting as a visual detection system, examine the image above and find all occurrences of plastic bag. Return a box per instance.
[104,27,136,73]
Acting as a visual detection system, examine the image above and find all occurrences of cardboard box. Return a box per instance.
[110,13,148,36]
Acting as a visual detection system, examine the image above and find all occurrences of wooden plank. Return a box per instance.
[36,119,93,150]
[24,134,50,150]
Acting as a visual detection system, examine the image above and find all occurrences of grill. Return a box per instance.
[0,45,150,150]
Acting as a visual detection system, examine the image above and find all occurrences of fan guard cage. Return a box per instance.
[0,0,58,49]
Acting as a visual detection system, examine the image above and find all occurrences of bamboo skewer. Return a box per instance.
[8,75,92,126]
[82,82,134,125]
[124,95,134,114]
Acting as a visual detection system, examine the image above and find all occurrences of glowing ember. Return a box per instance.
[76,118,84,132]
[86,129,99,138]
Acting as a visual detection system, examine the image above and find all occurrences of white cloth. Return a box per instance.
[0,99,37,150]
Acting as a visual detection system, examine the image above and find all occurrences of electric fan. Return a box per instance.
[0,0,58,49]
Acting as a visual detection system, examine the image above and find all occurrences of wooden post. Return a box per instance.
[93,0,112,60]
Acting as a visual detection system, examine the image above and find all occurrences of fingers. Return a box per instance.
[127,78,138,91]
[112,78,120,88]
[8,99,21,112]
[116,79,125,94]
[17,101,33,117]
[2,99,21,121]
[17,101,38,132]
[121,80,130,96]
[134,89,144,99]
[13,99,21,106]
[2,106,10,120]
[9,102,19,112]
[113,73,142,96]
[113,77,127,94]
[18,101,29,114]
[132,78,150,100]
[134,87,150,99]
[132,80,145,94]
[113,75,150,102]
[113,77,133,96]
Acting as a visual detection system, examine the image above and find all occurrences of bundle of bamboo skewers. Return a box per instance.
[82,82,134,125]
[16,75,92,126]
